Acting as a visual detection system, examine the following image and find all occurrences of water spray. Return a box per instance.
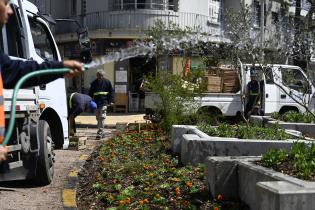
[1,32,221,146]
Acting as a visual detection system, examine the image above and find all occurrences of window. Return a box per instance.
[254,1,261,27]
[151,0,164,10]
[264,68,274,84]
[109,0,175,11]
[209,0,221,23]
[29,17,57,61]
[71,0,77,16]
[272,12,279,24]
[1,5,25,58]
[137,0,146,9]
[281,68,309,93]
[124,0,136,10]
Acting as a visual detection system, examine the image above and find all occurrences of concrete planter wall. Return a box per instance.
[205,156,315,210]
[172,125,306,166]
[249,115,315,138]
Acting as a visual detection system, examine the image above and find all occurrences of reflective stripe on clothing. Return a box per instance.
[0,73,5,144]
[93,92,108,96]
[69,92,77,109]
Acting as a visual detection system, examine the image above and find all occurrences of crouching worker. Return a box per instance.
[68,92,97,136]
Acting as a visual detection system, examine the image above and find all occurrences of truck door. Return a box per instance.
[279,67,312,112]
[263,67,279,114]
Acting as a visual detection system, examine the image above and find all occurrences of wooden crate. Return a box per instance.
[206,76,222,92]
[221,69,240,93]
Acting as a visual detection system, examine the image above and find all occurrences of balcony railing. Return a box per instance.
[55,10,222,36]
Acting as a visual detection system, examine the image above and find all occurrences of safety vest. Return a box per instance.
[69,92,76,110]
[0,73,5,144]
[93,92,108,96]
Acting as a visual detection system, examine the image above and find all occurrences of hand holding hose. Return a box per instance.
[63,60,84,78]
[0,145,8,162]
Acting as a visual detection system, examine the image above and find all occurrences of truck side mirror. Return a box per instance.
[77,27,92,63]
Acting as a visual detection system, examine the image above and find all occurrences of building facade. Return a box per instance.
[30,0,288,112]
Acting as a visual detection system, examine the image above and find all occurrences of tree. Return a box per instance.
[224,1,315,118]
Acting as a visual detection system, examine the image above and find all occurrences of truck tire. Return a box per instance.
[34,119,54,185]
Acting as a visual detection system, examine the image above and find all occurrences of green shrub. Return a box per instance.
[261,149,288,167]
[261,143,315,180]
[271,111,315,123]
[198,123,290,140]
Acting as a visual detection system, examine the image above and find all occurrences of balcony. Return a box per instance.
[55,10,222,37]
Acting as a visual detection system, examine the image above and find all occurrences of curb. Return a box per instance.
[62,130,115,210]
[62,153,89,210]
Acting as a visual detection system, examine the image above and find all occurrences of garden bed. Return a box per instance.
[205,155,315,210]
[173,124,308,166]
[250,112,315,138]
[77,130,247,209]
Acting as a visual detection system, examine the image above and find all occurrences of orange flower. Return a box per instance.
[186,182,193,188]
[216,194,223,201]
[143,198,149,204]
[98,156,105,161]
[213,207,219,210]
[155,194,161,199]
[175,187,181,196]
[139,200,144,205]
[119,200,125,206]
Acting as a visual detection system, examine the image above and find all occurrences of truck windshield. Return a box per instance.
[28,17,57,61]
[281,68,309,93]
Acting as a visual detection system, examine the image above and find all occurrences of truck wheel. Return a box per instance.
[35,119,54,185]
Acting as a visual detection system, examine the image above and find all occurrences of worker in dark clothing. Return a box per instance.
[89,69,114,139]
[245,73,261,117]
[68,93,97,135]
[0,0,83,161]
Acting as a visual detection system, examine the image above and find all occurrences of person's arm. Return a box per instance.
[88,82,95,98]
[0,52,83,88]
[108,81,115,103]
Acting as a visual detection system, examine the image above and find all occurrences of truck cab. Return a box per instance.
[0,0,70,185]
[258,65,315,115]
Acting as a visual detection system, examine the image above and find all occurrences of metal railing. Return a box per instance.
[55,10,222,35]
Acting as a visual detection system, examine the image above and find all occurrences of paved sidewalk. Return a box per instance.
[75,113,147,128]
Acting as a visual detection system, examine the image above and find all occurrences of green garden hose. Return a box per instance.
[1,67,86,146]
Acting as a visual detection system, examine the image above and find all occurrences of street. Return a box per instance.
[0,149,80,210]
[0,127,116,210]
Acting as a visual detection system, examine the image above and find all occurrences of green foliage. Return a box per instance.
[92,130,219,209]
[145,70,206,133]
[272,111,315,123]
[262,142,315,180]
[198,123,290,140]
[261,149,288,167]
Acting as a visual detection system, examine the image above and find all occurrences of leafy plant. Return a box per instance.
[87,130,247,209]
[272,111,315,123]
[198,123,290,140]
[261,143,315,180]
[145,70,206,134]
[261,149,288,167]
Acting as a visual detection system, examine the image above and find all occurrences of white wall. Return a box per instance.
[178,0,208,16]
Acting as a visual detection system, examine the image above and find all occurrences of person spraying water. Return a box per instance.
[0,0,84,162]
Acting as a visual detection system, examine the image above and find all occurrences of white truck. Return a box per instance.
[145,63,315,119]
[0,0,86,185]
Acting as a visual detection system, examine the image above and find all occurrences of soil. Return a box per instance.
[256,160,315,181]
[76,149,103,209]
[76,138,250,210]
